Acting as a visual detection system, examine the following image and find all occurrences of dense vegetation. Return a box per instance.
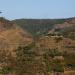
[13,19,66,36]
[0,44,75,75]
[13,18,75,41]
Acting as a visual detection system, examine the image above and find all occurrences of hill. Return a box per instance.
[0,17,75,75]
[13,19,66,36]
[0,17,33,51]
[13,17,75,37]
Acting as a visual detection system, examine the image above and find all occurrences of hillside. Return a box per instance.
[0,17,75,75]
[13,17,75,37]
[13,19,66,36]
[0,17,33,51]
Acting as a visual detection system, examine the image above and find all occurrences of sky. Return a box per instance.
[0,0,75,20]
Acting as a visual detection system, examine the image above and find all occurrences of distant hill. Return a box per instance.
[13,19,66,36]
[13,17,75,38]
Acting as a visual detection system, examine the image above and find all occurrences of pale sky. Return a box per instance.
[0,0,75,20]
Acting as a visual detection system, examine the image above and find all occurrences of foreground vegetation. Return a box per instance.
[0,43,75,75]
